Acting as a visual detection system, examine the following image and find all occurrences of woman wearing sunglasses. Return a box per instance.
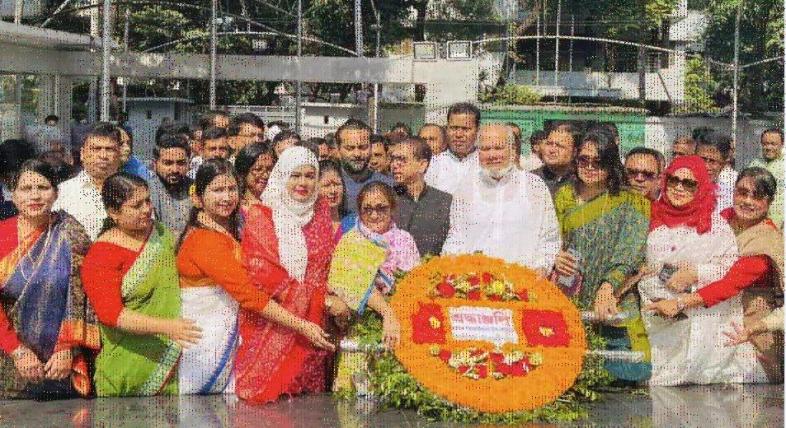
[552,129,651,383]
[639,156,767,385]
[646,166,782,383]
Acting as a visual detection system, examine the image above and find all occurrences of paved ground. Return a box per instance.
[0,384,781,427]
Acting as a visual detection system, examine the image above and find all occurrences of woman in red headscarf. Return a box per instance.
[638,155,767,385]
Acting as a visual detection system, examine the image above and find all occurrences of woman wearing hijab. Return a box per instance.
[234,146,336,403]
[647,167,783,382]
[639,155,766,385]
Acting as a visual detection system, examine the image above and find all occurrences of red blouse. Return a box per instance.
[80,242,140,327]
[698,208,779,307]
[0,217,21,354]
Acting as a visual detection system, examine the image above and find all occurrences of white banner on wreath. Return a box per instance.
[448,306,518,344]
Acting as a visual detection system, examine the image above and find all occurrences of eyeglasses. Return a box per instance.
[361,204,391,216]
[577,155,602,170]
[735,187,769,201]
[625,168,658,181]
[666,175,699,192]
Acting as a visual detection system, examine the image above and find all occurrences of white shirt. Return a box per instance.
[442,168,561,271]
[425,150,479,195]
[520,153,543,172]
[52,170,106,240]
[1,183,11,201]
[715,165,737,216]
[188,156,204,180]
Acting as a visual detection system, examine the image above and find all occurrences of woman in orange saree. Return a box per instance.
[234,146,336,403]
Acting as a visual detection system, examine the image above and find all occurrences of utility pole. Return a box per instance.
[731,2,742,147]
[209,0,217,110]
[100,0,113,121]
[295,0,302,133]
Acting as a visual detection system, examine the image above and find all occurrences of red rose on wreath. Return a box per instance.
[468,275,481,286]
[411,303,447,344]
[467,289,482,300]
[436,281,456,298]
[481,272,493,284]
[521,310,571,347]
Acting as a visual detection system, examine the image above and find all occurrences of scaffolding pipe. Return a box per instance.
[370,0,381,133]
[100,0,112,121]
[295,0,302,133]
[354,0,363,57]
[535,12,540,85]
[554,0,561,87]
[14,0,24,23]
[731,2,741,146]
[122,6,129,113]
[209,0,217,110]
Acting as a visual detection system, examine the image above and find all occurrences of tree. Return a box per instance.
[701,0,784,114]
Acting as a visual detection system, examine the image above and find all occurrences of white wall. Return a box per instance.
[126,101,176,159]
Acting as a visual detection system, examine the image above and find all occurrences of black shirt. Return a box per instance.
[394,184,452,257]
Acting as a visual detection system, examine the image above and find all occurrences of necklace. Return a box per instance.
[18,215,54,283]
[197,212,234,239]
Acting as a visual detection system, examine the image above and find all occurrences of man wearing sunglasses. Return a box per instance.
[624,147,665,200]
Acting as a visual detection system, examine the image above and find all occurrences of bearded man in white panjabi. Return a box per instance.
[442,124,561,274]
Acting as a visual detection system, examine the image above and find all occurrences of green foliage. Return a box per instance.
[344,312,614,424]
[682,58,722,113]
[480,84,542,105]
[702,0,784,113]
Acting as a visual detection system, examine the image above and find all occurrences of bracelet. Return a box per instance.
[10,347,26,360]
[675,296,686,312]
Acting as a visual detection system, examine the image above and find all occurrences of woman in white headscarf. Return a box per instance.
[233,147,337,403]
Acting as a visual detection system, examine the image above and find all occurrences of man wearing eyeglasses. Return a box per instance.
[749,128,784,226]
[389,137,452,257]
[532,122,579,196]
[624,147,665,200]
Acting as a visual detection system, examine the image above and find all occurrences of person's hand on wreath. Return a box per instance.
[382,313,401,350]
[593,282,618,321]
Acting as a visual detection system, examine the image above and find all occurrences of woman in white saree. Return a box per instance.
[639,155,766,385]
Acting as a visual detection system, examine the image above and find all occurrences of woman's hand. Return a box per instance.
[644,299,682,318]
[382,313,401,350]
[723,321,752,347]
[11,346,45,382]
[44,349,73,380]
[666,264,698,292]
[297,321,335,351]
[554,250,578,277]
[325,294,351,319]
[164,318,203,349]
[593,282,618,321]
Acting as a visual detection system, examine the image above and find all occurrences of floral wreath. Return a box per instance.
[390,254,587,413]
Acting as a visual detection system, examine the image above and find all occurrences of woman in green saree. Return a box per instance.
[552,129,651,382]
[81,172,202,396]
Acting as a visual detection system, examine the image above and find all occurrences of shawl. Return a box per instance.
[260,146,319,282]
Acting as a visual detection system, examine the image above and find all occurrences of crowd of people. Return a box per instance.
[0,102,782,402]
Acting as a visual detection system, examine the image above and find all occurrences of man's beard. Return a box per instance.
[342,159,368,174]
[480,164,514,181]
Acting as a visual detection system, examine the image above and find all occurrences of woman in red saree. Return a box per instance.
[235,146,336,403]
